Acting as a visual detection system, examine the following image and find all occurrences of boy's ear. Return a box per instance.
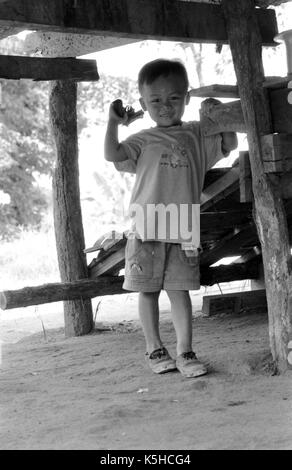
[139,97,147,111]
[186,91,190,105]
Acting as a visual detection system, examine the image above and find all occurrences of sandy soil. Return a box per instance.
[0,291,291,450]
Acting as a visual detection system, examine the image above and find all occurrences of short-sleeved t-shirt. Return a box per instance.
[114,121,224,246]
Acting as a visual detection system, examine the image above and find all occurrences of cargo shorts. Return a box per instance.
[123,237,200,292]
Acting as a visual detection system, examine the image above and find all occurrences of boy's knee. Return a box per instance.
[166,289,189,300]
[139,291,160,299]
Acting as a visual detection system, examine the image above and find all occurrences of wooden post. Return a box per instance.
[222,0,292,373]
[49,80,93,337]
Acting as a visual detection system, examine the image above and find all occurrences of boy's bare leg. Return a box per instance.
[138,291,162,353]
[166,290,193,356]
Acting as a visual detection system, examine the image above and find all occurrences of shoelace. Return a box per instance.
[148,348,167,360]
[181,351,197,360]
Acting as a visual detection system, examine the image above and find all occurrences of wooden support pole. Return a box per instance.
[49,80,93,337]
[222,0,292,373]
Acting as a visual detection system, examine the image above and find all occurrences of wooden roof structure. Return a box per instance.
[0,0,292,372]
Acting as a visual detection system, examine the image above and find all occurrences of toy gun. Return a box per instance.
[112,99,144,126]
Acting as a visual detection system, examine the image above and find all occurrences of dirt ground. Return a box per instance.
[0,291,291,450]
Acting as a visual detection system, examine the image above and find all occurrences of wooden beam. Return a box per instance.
[222,0,292,373]
[200,259,260,286]
[23,32,139,57]
[203,167,230,188]
[269,88,292,134]
[262,134,292,173]
[200,90,292,136]
[239,151,253,203]
[89,247,126,277]
[49,80,93,337]
[200,223,258,267]
[201,210,252,232]
[191,77,292,100]
[190,84,239,99]
[202,288,267,316]
[0,55,99,81]
[0,0,278,45]
[201,165,240,211]
[239,143,292,202]
[0,277,125,310]
[0,261,260,310]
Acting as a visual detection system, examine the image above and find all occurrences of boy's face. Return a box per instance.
[139,74,190,127]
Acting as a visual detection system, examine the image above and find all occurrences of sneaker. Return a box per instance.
[176,351,208,378]
[145,347,177,374]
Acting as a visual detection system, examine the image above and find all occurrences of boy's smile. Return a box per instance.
[139,74,190,127]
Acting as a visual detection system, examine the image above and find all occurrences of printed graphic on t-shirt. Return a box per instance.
[160,143,189,169]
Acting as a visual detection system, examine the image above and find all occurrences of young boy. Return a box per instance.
[104,59,237,378]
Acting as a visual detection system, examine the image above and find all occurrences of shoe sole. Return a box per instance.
[155,364,177,374]
[177,366,208,378]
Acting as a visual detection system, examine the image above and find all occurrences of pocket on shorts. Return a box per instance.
[178,247,199,267]
[125,238,153,279]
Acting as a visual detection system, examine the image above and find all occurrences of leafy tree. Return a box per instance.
[0,78,53,239]
[0,62,139,240]
[77,72,139,131]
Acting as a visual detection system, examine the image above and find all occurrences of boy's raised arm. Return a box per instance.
[104,102,128,162]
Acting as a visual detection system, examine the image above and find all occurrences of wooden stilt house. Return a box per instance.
[0,0,292,373]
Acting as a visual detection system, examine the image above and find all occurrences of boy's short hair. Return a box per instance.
[138,59,189,93]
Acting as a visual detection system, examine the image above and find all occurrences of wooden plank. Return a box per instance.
[190,84,239,99]
[202,289,267,316]
[280,172,292,199]
[239,148,292,199]
[200,222,258,267]
[0,0,278,45]
[200,166,240,211]
[200,259,260,286]
[222,0,292,373]
[23,32,138,57]
[50,80,93,337]
[200,90,292,136]
[89,247,126,277]
[201,210,252,232]
[269,88,292,134]
[262,134,292,173]
[190,77,292,100]
[0,262,260,309]
[203,167,230,188]
[264,76,292,90]
[85,231,125,254]
[239,151,253,203]
[0,55,99,81]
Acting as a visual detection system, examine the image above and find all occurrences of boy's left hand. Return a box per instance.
[112,99,144,126]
